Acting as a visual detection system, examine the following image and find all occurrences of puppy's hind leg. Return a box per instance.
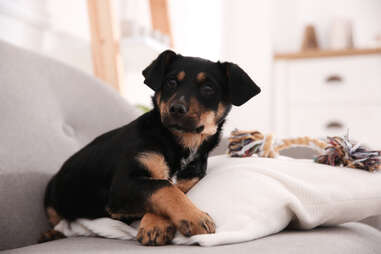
[38,229,66,243]
[38,207,66,243]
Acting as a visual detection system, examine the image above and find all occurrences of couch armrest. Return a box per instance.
[0,170,52,250]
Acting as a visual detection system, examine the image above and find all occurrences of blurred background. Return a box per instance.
[1,0,380,147]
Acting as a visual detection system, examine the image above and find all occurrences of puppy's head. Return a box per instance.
[143,50,260,136]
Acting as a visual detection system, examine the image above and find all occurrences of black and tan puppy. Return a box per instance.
[41,50,260,245]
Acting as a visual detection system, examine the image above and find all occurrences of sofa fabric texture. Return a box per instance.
[5,223,381,254]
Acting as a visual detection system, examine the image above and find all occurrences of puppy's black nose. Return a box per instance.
[169,103,187,117]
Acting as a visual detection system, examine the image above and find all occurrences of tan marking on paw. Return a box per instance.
[149,186,216,237]
[137,213,176,246]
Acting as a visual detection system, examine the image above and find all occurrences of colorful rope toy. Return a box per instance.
[228,129,381,172]
[315,135,381,172]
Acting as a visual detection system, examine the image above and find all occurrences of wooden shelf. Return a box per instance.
[274,47,381,60]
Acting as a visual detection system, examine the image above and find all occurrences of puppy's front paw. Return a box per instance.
[176,211,216,237]
[137,213,176,246]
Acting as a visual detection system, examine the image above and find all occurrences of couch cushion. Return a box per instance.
[4,223,381,254]
[0,40,140,250]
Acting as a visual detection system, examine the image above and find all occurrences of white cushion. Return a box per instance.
[173,155,381,246]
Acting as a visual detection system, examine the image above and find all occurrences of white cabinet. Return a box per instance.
[273,53,381,149]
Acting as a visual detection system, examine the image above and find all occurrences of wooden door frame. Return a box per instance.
[87,0,173,91]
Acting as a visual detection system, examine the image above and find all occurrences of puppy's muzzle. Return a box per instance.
[169,102,188,119]
[166,100,204,133]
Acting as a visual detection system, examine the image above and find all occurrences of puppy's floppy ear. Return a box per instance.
[220,62,261,106]
[142,50,177,91]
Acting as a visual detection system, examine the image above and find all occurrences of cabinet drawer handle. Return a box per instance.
[325,121,344,130]
[325,74,343,83]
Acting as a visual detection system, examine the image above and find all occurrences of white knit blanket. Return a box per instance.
[55,155,381,246]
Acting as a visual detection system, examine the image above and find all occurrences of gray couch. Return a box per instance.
[1,40,381,253]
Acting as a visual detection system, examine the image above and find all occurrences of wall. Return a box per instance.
[270,0,381,52]
[169,0,222,61]
[219,0,273,135]
[0,0,92,73]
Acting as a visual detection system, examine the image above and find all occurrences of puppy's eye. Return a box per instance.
[200,85,215,96]
[166,79,178,90]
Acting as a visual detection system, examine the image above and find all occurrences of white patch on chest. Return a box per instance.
[171,149,198,183]
[181,149,197,169]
